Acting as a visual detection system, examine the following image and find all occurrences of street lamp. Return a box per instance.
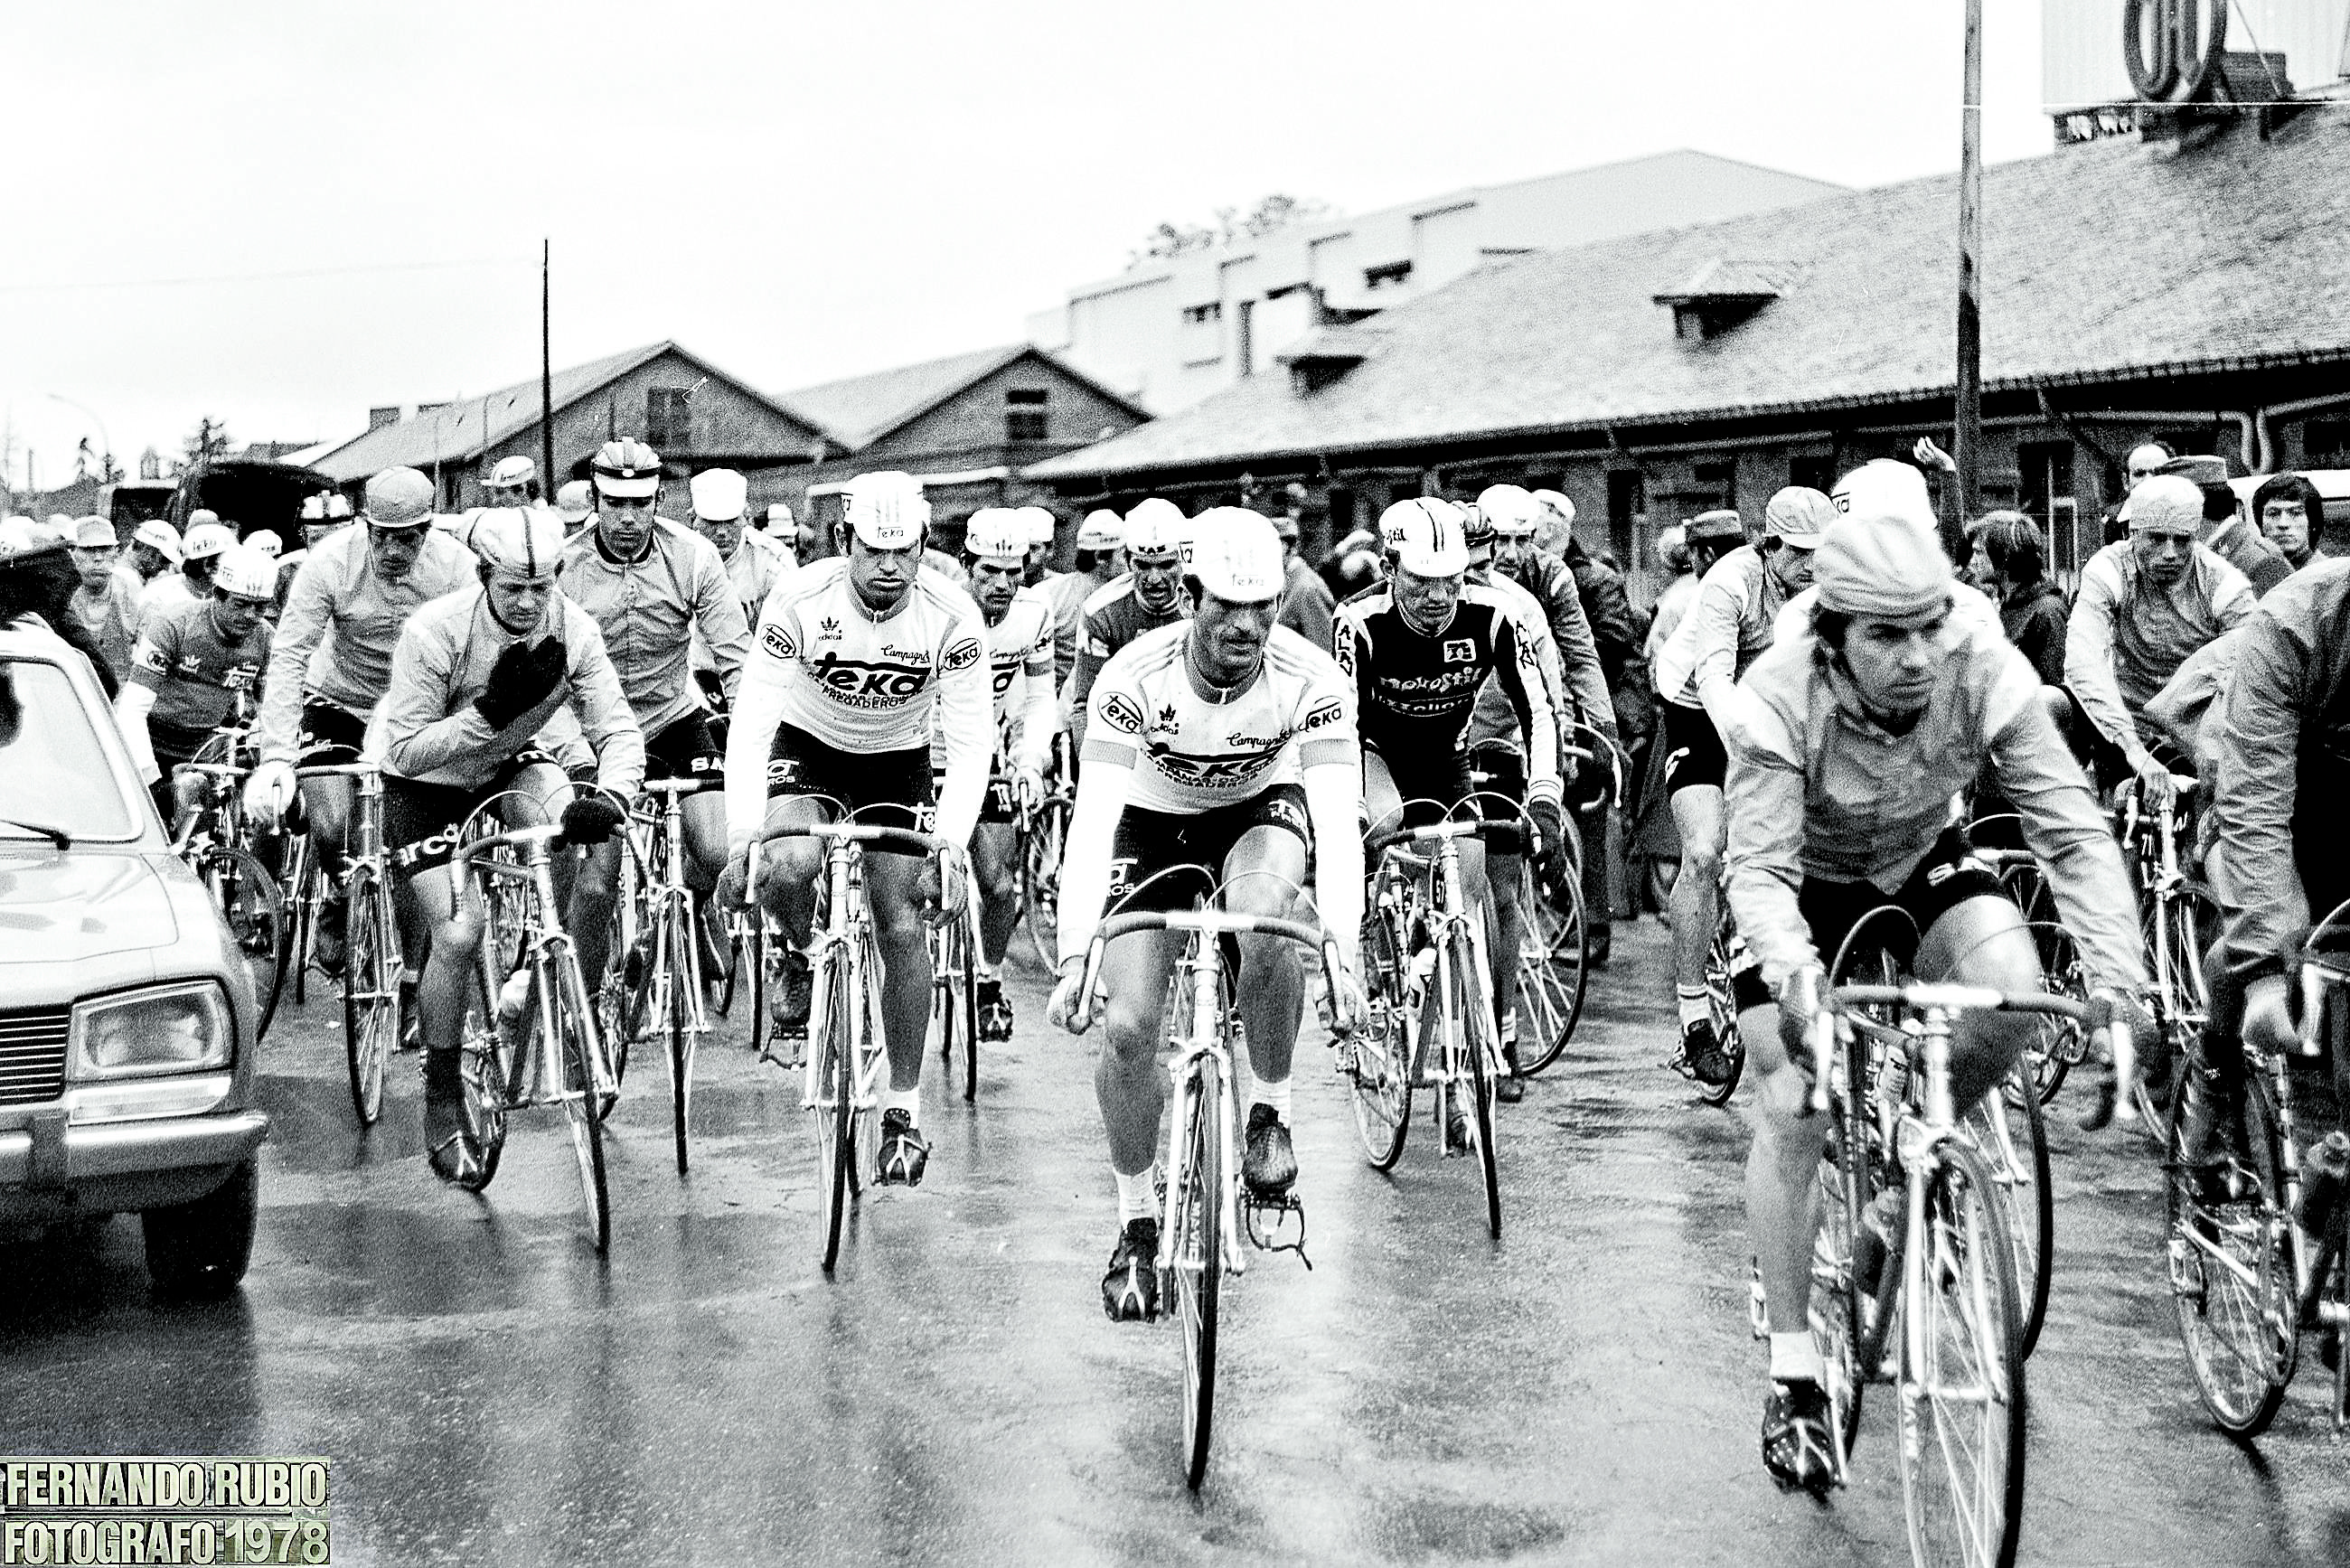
[45,393,115,486]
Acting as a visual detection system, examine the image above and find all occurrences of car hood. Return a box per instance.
[0,850,180,963]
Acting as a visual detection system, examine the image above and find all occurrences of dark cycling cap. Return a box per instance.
[1686,509,1744,546]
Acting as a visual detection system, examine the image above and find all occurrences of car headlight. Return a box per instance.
[72,981,233,1077]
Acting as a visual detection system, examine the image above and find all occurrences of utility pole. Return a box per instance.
[1954,0,1986,528]
[540,239,556,499]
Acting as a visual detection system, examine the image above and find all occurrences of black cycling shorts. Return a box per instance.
[1798,825,2005,979]
[1660,700,1726,797]
[1106,784,1311,916]
[383,749,562,878]
[1463,741,1528,856]
[765,721,933,840]
[1366,744,1474,832]
[645,711,724,783]
[297,699,368,765]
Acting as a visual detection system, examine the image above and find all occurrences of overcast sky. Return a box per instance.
[1,0,2057,488]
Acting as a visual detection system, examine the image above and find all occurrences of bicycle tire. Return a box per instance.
[1813,1066,1876,1461]
[1514,866,1587,1077]
[663,909,696,1175]
[556,953,611,1253]
[1347,901,1411,1169]
[1019,794,1067,972]
[2018,921,2086,1104]
[281,831,313,1009]
[1460,926,1502,1241]
[1968,1069,2054,1360]
[953,917,978,1104]
[1176,1054,1223,1491]
[340,866,396,1127]
[454,958,507,1192]
[1897,1139,2026,1568]
[816,944,856,1272]
[1697,912,1747,1107]
[208,849,287,1044]
[747,924,772,1062]
[2163,1066,2293,1435]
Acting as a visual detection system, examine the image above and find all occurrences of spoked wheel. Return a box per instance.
[814,946,857,1272]
[713,903,741,1019]
[1697,913,1749,1107]
[340,867,399,1127]
[280,831,315,1008]
[1513,866,1587,1076]
[2018,922,2088,1104]
[453,963,512,1193]
[555,955,611,1253]
[2163,1070,2293,1434]
[1898,1141,2026,1568]
[1346,903,1412,1168]
[1459,926,1502,1242]
[663,911,697,1175]
[929,915,979,1104]
[1966,1069,2054,1359]
[1812,1070,1877,1463]
[1171,1055,1224,1491]
[1020,794,1070,972]
[208,849,287,1043]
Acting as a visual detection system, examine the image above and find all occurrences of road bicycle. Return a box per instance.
[449,822,621,1253]
[170,730,287,1043]
[1804,975,2108,1568]
[1070,903,1344,1490]
[744,816,956,1272]
[292,763,404,1125]
[2161,902,2350,1438]
[1463,736,1595,1080]
[927,855,982,1105]
[1017,743,1073,971]
[1966,818,2092,1106]
[1343,812,1506,1238]
[603,777,721,1173]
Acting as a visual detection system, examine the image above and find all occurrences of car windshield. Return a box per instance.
[0,655,138,842]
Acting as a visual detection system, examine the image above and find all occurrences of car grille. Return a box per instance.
[0,1008,71,1106]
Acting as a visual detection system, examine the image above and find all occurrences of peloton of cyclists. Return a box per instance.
[118,544,282,831]
[1065,498,1191,750]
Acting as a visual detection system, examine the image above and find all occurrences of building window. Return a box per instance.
[646,387,691,449]
[1363,260,1413,290]
[1607,469,1644,574]
[1692,459,1735,512]
[1005,388,1049,443]
[2306,418,2350,469]
[1181,302,1223,324]
[1789,455,1836,493]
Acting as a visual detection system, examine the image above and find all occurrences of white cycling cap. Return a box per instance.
[843,472,929,549]
[1831,459,1934,530]
[1477,484,1541,539]
[212,546,280,602]
[689,468,748,523]
[1186,508,1287,604]
[1076,509,1123,550]
[1380,497,1470,577]
[1123,497,1187,561]
[964,508,1029,566]
[471,507,568,580]
[181,522,237,561]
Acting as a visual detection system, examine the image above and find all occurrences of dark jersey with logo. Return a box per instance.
[1332,582,1547,765]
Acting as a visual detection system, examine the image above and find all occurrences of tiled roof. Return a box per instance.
[1030,119,2350,480]
[783,343,1152,451]
[308,342,829,481]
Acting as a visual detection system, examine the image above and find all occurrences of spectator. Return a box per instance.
[1961,511,2069,686]
[1321,528,1383,603]
[1271,512,1335,648]
[67,516,140,685]
[2103,439,2176,543]
[2250,472,2326,570]
[2160,454,2291,596]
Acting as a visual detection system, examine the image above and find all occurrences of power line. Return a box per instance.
[0,255,532,296]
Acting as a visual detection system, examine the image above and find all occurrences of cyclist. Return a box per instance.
[958,510,1057,1039]
[1726,499,2146,1493]
[118,545,278,829]
[378,507,643,1181]
[1650,490,1828,1084]
[244,467,475,978]
[1051,510,1124,686]
[690,467,792,626]
[2063,474,2254,805]
[1065,498,1190,749]
[720,471,987,1188]
[1048,508,1363,1322]
[139,519,234,629]
[483,455,538,508]
[561,438,750,944]
[555,481,595,538]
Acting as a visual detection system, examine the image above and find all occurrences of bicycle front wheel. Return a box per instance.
[1457,927,1502,1241]
[1172,1055,1224,1491]
[1966,1069,2053,1360]
[340,867,398,1127]
[1697,915,1748,1108]
[663,911,697,1175]
[454,958,509,1193]
[208,849,287,1043]
[1897,1140,2026,1568]
[1020,795,1069,972]
[813,944,857,1272]
[1345,906,1412,1168]
[2163,1069,2293,1434]
[1513,866,1587,1076]
[555,954,611,1253]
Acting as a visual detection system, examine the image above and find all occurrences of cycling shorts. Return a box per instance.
[297,699,368,765]
[1797,825,2005,980]
[1366,743,1475,832]
[383,749,563,878]
[765,721,933,840]
[644,711,724,783]
[1106,783,1311,916]
[1462,740,1528,856]
[1660,700,1726,797]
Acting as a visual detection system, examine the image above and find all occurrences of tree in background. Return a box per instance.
[1131,193,1333,266]
[174,418,230,477]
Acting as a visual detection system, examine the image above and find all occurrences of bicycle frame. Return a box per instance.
[2275,948,2350,1418]
[638,781,714,1048]
[1369,820,1500,1094]
[463,827,614,1119]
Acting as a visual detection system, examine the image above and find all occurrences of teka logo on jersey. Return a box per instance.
[762,624,797,661]
[812,651,931,705]
[941,636,982,673]
[1302,696,1344,732]
[1100,692,1147,734]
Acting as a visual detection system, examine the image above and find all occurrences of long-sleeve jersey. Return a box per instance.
[1065,574,1189,749]
[1466,568,1567,759]
[982,587,1057,774]
[1331,583,1561,806]
[1045,568,1098,689]
[255,522,477,765]
[692,531,794,681]
[1499,546,1616,739]
[2213,559,2350,982]
[1062,621,1361,969]
[725,559,992,851]
[1724,614,2144,995]
[2063,539,2253,766]
[560,520,748,738]
[1654,545,1792,718]
[374,587,644,797]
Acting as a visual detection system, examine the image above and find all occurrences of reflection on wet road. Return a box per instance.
[5,923,2346,1564]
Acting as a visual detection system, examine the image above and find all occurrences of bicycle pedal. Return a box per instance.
[1242,1193,1311,1270]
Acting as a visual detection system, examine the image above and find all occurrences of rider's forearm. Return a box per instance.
[699,562,752,709]
[2060,582,2148,766]
[255,577,328,765]
[1303,759,1362,974]
[723,660,787,852]
[1056,752,1133,966]
[932,663,992,850]
[1015,666,1055,776]
[114,682,161,785]
[1722,748,1819,991]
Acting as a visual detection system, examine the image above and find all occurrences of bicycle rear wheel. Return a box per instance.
[1458,927,1502,1241]
[340,866,398,1126]
[1020,794,1070,972]
[2163,1068,2292,1434]
[1967,1069,2053,1360]
[2016,911,2086,1104]
[1812,1072,1876,1461]
[556,954,611,1253]
[1697,913,1748,1107]
[280,831,314,1008]
[1172,1054,1224,1491]
[814,944,857,1272]
[1898,1140,2026,1568]
[1513,865,1587,1076]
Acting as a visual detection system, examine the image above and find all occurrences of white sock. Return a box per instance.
[976,959,997,982]
[883,1084,920,1125]
[1499,1007,1518,1047]
[1114,1167,1155,1224]
[1677,987,1709,1028]
[1770,1329,1826,1385]
[1251,1075,1292,1123]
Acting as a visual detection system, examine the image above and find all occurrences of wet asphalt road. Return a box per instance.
[5,918,2347,1566]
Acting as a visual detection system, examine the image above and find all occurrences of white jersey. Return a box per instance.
[984,587,1055,727]
[726,558,993,849]
[1083,620,1356,816]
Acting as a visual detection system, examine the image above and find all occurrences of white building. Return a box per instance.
[1025,151,1845,415]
